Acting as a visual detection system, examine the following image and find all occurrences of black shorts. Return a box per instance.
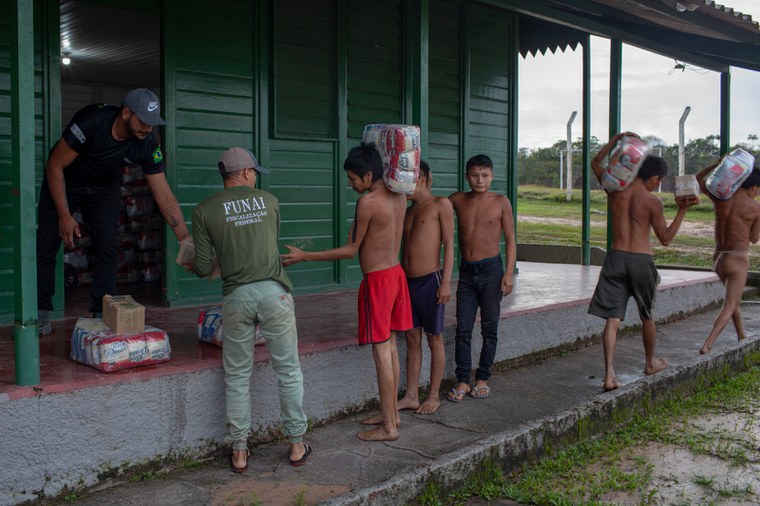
[588,250,660,321]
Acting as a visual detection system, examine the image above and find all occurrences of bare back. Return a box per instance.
[402,196,453,277]
[712,190,760,252]
[449,191,513,262]
[357,185,407,273]
[607,181,663,254]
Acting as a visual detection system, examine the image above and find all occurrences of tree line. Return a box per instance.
[518,134,760,191]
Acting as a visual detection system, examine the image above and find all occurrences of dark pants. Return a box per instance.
[454,256,504,384]
[37,179,120,314]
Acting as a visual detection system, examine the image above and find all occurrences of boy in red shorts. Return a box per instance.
[282,144,412,441]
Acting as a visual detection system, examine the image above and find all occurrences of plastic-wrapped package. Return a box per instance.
[70,318,171,372]
[139,262,162,282]
[64,247,89,270]
[198,306,224,346]
[121,164,145,185]
[706,149,756,200]
[601,136,652,192]
[197,306,265,347]
[124,195,157,217]
[362,124,421,195]
[674,175,700,198]
[136,231,162,250]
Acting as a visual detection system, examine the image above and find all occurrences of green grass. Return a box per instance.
[418,366,759,505]
[515,185,760,270]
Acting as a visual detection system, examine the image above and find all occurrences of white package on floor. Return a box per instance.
[197,306,265,348]
[70,318,171,372]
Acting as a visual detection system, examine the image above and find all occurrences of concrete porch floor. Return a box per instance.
[0,262,718,401]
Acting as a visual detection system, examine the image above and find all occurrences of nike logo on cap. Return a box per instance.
[147,101,159,112]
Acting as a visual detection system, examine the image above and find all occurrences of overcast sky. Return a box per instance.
[518,0,760,149]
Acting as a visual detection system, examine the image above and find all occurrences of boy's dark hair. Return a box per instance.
[344,143,383,181]
[741,167,760,189]
[466,154,493,173]
[637,155,667,180]
[419,160,431,180]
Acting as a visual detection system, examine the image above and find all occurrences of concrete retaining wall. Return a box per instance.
[0,277,724,504]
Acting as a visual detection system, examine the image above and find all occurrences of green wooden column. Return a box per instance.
[405,0,429,155]
[12,0,39,386]
[607,38,622,253]
[581,34,591,265]
[720,70,731,155]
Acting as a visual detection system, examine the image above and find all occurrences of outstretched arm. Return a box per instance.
[146,172,191,241]
[282,199,368,266]
[651,196,698,246]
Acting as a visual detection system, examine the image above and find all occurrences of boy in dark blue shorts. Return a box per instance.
[399,162,454,414]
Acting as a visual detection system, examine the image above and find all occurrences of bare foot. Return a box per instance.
[699,345,711,355]
[360,413,401,426]
[603,379,621,392]
[415,397,440,415]
[644,357,668,375]
[738,334,746,342]
[356,426,398,441]
[397,395,420,411]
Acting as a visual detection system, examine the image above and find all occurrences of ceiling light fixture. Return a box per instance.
[675,1,700,12]
[61,54,71,65]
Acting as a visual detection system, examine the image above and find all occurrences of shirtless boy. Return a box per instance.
[589,132,698,391]
[448,154,516,402]
[398,161,454,415]
[695,160,760,354]
[282,144,412,441]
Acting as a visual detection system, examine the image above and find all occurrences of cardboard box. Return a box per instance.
[103,294,145,333]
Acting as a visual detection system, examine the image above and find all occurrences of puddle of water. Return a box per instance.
[600,410,759,505]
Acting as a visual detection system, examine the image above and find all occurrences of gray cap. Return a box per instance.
[122,88,166,126]
[218,147,270,175]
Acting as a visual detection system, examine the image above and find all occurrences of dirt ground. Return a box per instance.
[517,215,716,239]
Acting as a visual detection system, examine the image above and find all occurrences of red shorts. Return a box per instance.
[357,264,413,345]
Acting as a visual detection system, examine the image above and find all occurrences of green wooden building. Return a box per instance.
[3,0,760,385]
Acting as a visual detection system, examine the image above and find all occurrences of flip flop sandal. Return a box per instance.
[446,386,470,402]
[230,449,250,473]
[470,385,491,399]
[289,443,313,466]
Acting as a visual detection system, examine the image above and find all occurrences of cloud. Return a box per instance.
[519,6,760,149]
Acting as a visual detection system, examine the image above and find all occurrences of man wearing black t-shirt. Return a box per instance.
[36,88,189,333]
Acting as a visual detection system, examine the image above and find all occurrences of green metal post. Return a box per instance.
[405,0,429,155]
[336,0,348,283]
[720,70,731,155]
[12,0,40,386]
[508,16,519,273]
[581,34,591,265]
[607,38,622,253]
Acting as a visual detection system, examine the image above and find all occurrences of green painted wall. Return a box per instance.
[0,1,56,324]
[1,0,518,318]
